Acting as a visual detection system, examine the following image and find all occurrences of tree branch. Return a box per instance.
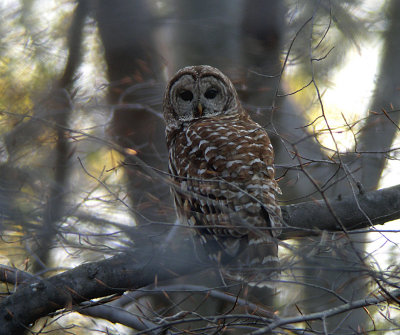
[0,184,399,334]
[0,265,36,286]
[281,183,400,239]
[251,288,400,334]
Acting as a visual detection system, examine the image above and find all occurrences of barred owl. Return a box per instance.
[163,65,282,286]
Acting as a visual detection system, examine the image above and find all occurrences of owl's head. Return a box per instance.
[163,65,240,130]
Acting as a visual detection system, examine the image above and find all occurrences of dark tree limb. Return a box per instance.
[0,265,36,286]
[0,241,201,335]
[281,183,400,239]
[0,184,399,334]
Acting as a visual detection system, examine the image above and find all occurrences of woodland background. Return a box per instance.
[0,0,400,334]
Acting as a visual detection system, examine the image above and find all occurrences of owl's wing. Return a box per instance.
[169,115,282,262]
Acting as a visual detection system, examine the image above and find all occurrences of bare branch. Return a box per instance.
[251,288,400,334]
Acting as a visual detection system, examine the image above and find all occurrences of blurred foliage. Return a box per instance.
[285,0,376,81]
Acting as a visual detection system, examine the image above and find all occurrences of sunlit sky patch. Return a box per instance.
[321,42,381,149]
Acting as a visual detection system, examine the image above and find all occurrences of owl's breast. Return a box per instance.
[182,118,273,180]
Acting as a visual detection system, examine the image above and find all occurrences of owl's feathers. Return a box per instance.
[163,65,282,286]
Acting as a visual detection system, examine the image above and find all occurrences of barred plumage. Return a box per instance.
[163,65,282,287]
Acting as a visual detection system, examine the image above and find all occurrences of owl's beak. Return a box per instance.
[196,103,203,117]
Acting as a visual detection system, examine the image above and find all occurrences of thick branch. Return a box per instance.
[0,240,204,335]
[281,183,400,239]
[0,265,36,286]
[0,184,399,334]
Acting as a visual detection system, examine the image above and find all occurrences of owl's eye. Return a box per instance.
[179,90,193,101]
[204,88,218,99]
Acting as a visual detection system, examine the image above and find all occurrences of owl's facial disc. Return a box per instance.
[169,72,235,123]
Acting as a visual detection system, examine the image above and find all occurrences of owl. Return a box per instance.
[163,65,282,287]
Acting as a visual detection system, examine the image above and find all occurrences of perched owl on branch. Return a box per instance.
[163,65,282,287]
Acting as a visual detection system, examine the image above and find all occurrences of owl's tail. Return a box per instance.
[223,232,280,288]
